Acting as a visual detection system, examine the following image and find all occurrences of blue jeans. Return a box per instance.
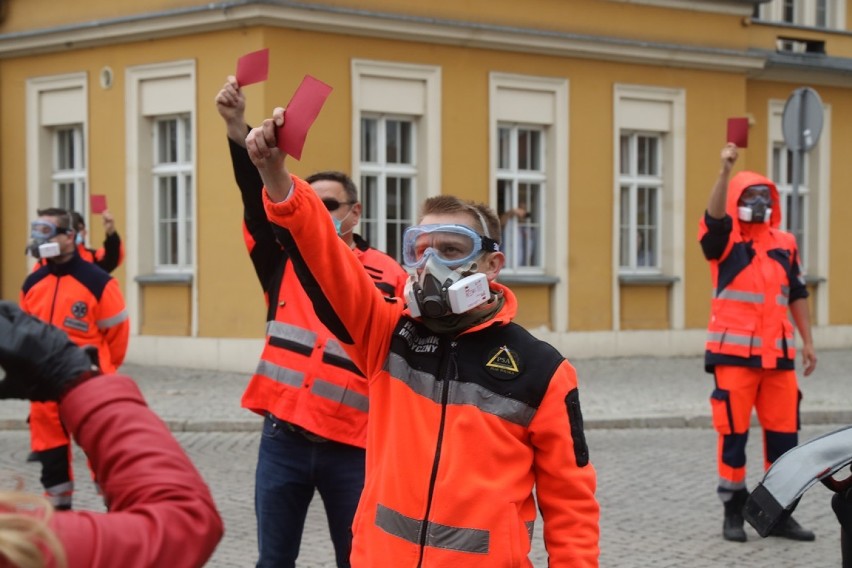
[255,413,365,568]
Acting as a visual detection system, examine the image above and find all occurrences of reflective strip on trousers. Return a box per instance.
[45,480,74,508]
[266,320,318,349]
[385,352,536,427]
[97,309,129,329]
[255,359,304,388]
[706,332,762,348]
[375,503,490,554]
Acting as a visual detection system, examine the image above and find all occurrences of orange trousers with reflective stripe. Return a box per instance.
[711,366,799,484]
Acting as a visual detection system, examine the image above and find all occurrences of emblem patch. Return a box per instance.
[71,301,88,319]
[484,345,522,380]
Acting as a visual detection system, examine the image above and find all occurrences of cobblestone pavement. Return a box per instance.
[2,349,852,566]
[0,425,845,567]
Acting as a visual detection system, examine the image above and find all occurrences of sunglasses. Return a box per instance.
[322,198,356,212]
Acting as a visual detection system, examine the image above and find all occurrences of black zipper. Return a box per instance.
[416,339,457,567]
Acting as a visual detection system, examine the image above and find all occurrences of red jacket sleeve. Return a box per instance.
[47,375,223,568]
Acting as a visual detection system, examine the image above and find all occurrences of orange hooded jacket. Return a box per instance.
[262,176,599,567]
[698,171,808,371]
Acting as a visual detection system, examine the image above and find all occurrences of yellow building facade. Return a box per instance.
[1,0,851,370]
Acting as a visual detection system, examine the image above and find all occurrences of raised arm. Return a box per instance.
[707,143,738,220]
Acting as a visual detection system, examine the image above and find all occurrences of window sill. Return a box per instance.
[135,273,193,286]
[497,274,560,286]
[619,274,679,287]
[805,275,827,285]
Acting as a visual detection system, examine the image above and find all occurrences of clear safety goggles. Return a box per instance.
[739,184,771,206]
[30,220,69,241]
[402,224,500,269]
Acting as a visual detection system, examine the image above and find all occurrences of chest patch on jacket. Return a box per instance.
[484,345,523,380]
[71,301,88,319]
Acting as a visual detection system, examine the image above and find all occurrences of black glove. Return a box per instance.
[0,301,100,402]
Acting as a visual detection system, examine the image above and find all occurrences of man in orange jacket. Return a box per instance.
[216,77,408,568]
[20,207,129,510]
[699,143,817,543]
[245,108,600,567]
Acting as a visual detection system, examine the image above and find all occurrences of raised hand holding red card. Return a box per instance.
[727,117,749,148]
[235,48,269,87]
[276,75,333,160]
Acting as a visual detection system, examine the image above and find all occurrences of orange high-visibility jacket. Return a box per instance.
[230,139,408,447]
[20,253,129,451]
[698,171,808,371]
[263,177,600,567]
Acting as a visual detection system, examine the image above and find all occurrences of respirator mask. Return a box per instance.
[402,224,499,318]
[26,220,68,259]
[737,184,772,224]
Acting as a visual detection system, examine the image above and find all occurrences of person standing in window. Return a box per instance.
[20,208,129,511]
[699,143,817,543]
[215,76,408,568]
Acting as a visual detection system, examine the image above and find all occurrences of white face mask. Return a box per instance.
[404,254,490,318]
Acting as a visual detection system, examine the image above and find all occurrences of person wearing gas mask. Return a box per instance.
[699,143,817,543]
[245,108,600,567]
[34,210,125,274]
[20,207,129,511]
[215,77,408,568]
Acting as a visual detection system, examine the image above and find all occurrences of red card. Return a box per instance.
[727,117,749,148]
[235,48,269,87]
[90,194,107,214]
[277,75,333,160]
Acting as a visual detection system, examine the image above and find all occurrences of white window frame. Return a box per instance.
[613,84,686,331]
[359,114,419,261]
[496,124,547,272]
[26,73,88,259]
[490,72,568,332]
[768,99,831,326]
[756,0,846,29]
[618,132,663,274]
[152,115,193,271]
[51,125,87,216]
[351,60,441,260]
[126,60,197,336]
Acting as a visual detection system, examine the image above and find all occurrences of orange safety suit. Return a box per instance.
[263,176,600,567]
[229,138,408,447]
[19,252,129,507]
[698,171,808,491]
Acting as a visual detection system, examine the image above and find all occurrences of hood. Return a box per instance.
[726,171,781,229]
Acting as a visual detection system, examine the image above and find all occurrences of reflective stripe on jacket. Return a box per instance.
[698,171,808,371]
[262,176,600,567]
[230,137,407,447]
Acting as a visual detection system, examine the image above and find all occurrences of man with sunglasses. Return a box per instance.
[19,207,129,511]
[216,77,408,568]
[245,108,600,567]
[700,143,817,543]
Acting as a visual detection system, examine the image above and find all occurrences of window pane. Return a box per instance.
[157,119,177,164]
[386,120,399,163]
[498,127,511,169]
[619,186,631,267]
[518,130,529,170]
[783,0,794,23]
[400,121,413,164]
[361,118,377,162]
[529,131,541,171]
[619,135,630,175]
[360,174,379,245]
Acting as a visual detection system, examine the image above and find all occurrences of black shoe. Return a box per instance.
[723,513,747,542]
[769,516,815,541]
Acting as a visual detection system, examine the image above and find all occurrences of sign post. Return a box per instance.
[781,87,823,242]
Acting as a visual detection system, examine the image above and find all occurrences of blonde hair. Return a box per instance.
[0,492,67,568]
